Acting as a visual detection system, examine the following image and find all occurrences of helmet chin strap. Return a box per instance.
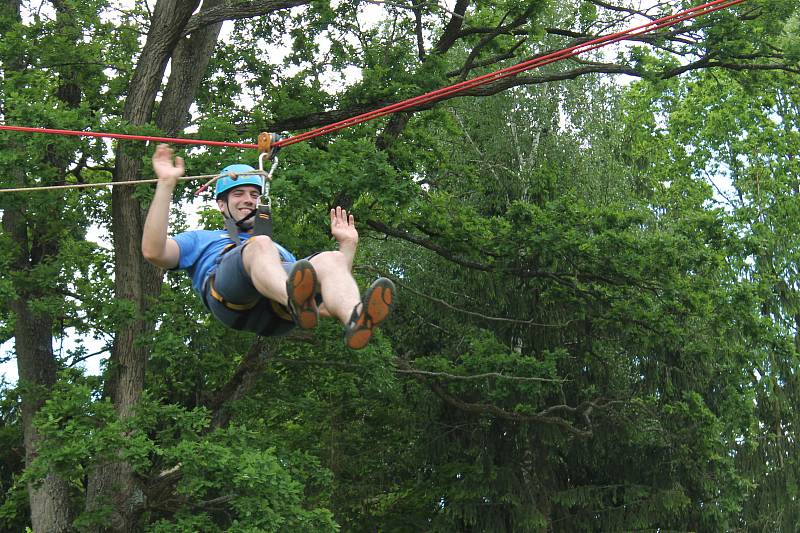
[227,199,257,228]
[222,199,257,246]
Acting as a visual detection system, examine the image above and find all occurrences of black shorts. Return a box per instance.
[201,243,303,337]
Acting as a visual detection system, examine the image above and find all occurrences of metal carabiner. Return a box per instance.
[257,153,279,210]
[258,152,280,180]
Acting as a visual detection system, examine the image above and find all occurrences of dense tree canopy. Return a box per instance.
[1,0,799,531]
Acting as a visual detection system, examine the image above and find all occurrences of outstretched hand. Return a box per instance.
[330,206,358,249]
[152,143,185,188]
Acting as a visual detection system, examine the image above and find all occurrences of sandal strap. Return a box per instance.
[346,303,363,328]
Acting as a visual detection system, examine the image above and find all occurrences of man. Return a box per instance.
[142,144,395,349]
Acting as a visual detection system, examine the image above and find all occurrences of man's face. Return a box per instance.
[218,185,260,228]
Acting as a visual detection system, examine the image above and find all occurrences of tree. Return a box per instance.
[1,0,122,529]
[623,64,800,529]
[1,0,799,530]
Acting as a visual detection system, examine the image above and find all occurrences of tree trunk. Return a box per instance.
[5,200,75,531]
[1,0,82,528]
[85,2,222,530]
[157,0,224,133]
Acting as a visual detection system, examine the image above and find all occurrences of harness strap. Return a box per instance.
[223,215,243,246]
[252,204,273,238]
[223,204,272,245]
[208,274,259,311]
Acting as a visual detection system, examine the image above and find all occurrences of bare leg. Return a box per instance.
[240,235,289,305]
[309,250,360,325]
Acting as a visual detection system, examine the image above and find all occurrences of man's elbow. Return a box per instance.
[142,238,179,269]
[142,251,161,267]
[142,245,169,269]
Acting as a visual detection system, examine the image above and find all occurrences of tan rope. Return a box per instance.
[0,170,267,193]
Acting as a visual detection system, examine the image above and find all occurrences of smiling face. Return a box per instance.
[217,185,261,229]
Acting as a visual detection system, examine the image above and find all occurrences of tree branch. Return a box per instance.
[457,1,540,79]
[192,494,236,510]
[64,345,111,368]
[433,0,469,54]
[586,0,662,19]
[357,264,576,328]
[182,0,311,36]
[365,218,574,283]
[459,24,699,47]
[667,58,800,77]
[206,338,273,429]
[394,367,568,383]
[249,62,639,134]
[203,330,316,430]
[446,38,527,78]
[395,358,595,437]
[365,218,664,295]
[411,0,426,61]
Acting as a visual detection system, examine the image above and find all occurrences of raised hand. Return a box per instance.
[330,206,358,259]
[151,143,185,188]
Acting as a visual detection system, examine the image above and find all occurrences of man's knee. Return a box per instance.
[310,250,350,274]
[242,235,280,268]
[246,234,274,247]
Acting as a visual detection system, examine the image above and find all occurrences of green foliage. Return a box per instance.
[23,371,136,485]
[2,0,800,531]
[17,371,336,531]
[147,426,338,532]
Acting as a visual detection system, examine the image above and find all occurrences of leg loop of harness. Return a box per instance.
[208,239,293,324]
[207,274,259,311]
[270,300,293,321]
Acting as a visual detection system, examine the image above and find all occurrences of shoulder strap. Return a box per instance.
[223,216,242,246]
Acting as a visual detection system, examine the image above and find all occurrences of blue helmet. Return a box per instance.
[215,164,264,199]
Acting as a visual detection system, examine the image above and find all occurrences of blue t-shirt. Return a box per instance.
[171,229,296,297]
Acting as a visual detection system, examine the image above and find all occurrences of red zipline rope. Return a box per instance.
[273,0,745,148]
[0,124,258,150]
[0,0,744,153]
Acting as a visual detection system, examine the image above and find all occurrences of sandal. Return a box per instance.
[286,259,319,329]
[344,278,396,349]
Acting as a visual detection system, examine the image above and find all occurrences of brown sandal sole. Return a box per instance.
[345,278,395,350]
[286,260,319,329]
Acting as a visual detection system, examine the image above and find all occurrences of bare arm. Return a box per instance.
[142,144,183,269]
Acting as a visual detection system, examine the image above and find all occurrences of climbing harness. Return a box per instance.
[204,240,294,324]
